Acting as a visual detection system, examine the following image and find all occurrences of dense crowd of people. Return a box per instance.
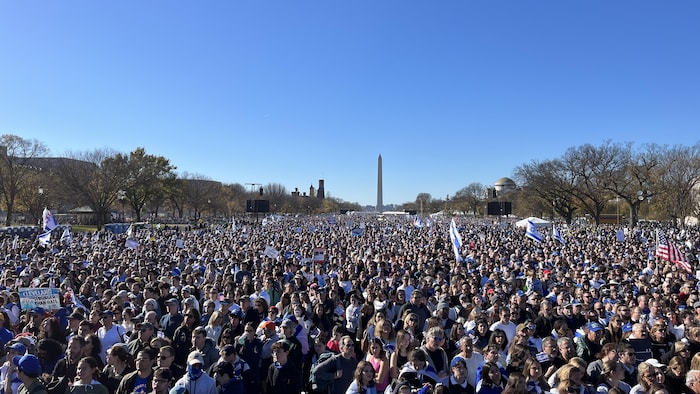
[0,215,699,394]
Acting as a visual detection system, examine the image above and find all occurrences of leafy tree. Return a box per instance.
[121,147,177,221]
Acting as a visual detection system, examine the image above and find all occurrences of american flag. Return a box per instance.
[656,230,692,273]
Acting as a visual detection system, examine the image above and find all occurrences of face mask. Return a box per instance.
[187,364,203,380]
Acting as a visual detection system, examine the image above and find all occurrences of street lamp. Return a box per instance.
[117,190,126,222]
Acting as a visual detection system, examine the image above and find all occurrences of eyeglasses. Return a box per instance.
[432,337,444,342]
[567,387,581,393]
[343,342,354,347]
[154,379,169,383]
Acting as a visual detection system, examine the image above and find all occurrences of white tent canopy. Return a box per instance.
[515,217,552,229]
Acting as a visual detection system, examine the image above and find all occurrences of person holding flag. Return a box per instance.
[449,217,462,262]
[656,229,692,274]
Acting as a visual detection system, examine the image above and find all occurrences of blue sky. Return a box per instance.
[1,1,698,207]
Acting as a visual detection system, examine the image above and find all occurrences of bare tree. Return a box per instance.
[454,183,486,216]
[562,144,619,225]
[0,135,49,225]
[54,148,128,229]
[656,143,700,226]
[515,159,578,224]
[180,173,221,221]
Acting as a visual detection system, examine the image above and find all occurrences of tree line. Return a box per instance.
[404,141,700,227]
[0,135,362,229]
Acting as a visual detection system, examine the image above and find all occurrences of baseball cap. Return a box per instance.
[646,358,666,368]
[187,351,204,366]
[13,354,42,377]
[451,356,467,368]
[100,310,114,318]
[586,322,604,332]
[260,321,276,330]
[166,298,179,305]
[437,301,450,310]
[7,342,26,354]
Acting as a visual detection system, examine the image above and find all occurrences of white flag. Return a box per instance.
[38,231,51,246]
[525,221,543,243]
[449,218,463,261]
[42,208,58,232]
[61,227,73,245]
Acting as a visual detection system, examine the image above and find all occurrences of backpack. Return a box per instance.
[309,352,341,394]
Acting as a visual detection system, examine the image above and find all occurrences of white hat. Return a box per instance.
[187,351,204,366]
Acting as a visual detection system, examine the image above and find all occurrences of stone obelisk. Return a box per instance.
[377,154,383,212]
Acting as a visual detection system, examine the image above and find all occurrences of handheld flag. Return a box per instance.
[60,227,73,245]
[42,208,58,232]
[656,230,691,273]
[38,231,51,246]
[449,217,463,261]
[552,224,566,245]
[525,220,543,243]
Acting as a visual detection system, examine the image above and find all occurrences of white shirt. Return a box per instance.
[97,324,124,363]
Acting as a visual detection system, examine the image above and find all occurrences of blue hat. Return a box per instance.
[451,356,467,368]
[622,323,633,333]
[7,342,26,354]
[586,322,604,332]
[13,354,41,377]
[171,268,181,277]
[30,307,45,316]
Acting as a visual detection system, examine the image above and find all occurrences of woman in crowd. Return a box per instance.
[629,362,665,394]
[365,338,390,392]
[82,334,104,370]
[664,355,688,393]
[476,362,505,394]
[390,330,412,381]
[502,372,527,394]
[205,311,224,344]
[522,358,549,394]
[68,357,109,394]
[346,360,377,394]
[100,344,135,392]
[595,360,630,394]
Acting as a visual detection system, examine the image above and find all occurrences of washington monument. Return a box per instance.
[377,154,383,212]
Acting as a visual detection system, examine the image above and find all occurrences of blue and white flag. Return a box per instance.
[231,217,237,231]
[552,225,566,245]
[449,217,463,261]
[525,220,543,243]
[42,208,58,232]
[414,218,424,228]
[12,235,18,250]
[60,227,73,245]
[125,238,139,249]
[38,231,51,246]
[263,246,279,259]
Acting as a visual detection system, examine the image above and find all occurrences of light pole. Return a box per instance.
[37,186,44,225]
[117,190,126,222]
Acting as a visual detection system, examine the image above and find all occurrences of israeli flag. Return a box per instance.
[552,225,566,245]
[449,218,463,261]
[38,231,51,246]
[61,227,73,245]
[42,208,58,232]
[525,220,543,243]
